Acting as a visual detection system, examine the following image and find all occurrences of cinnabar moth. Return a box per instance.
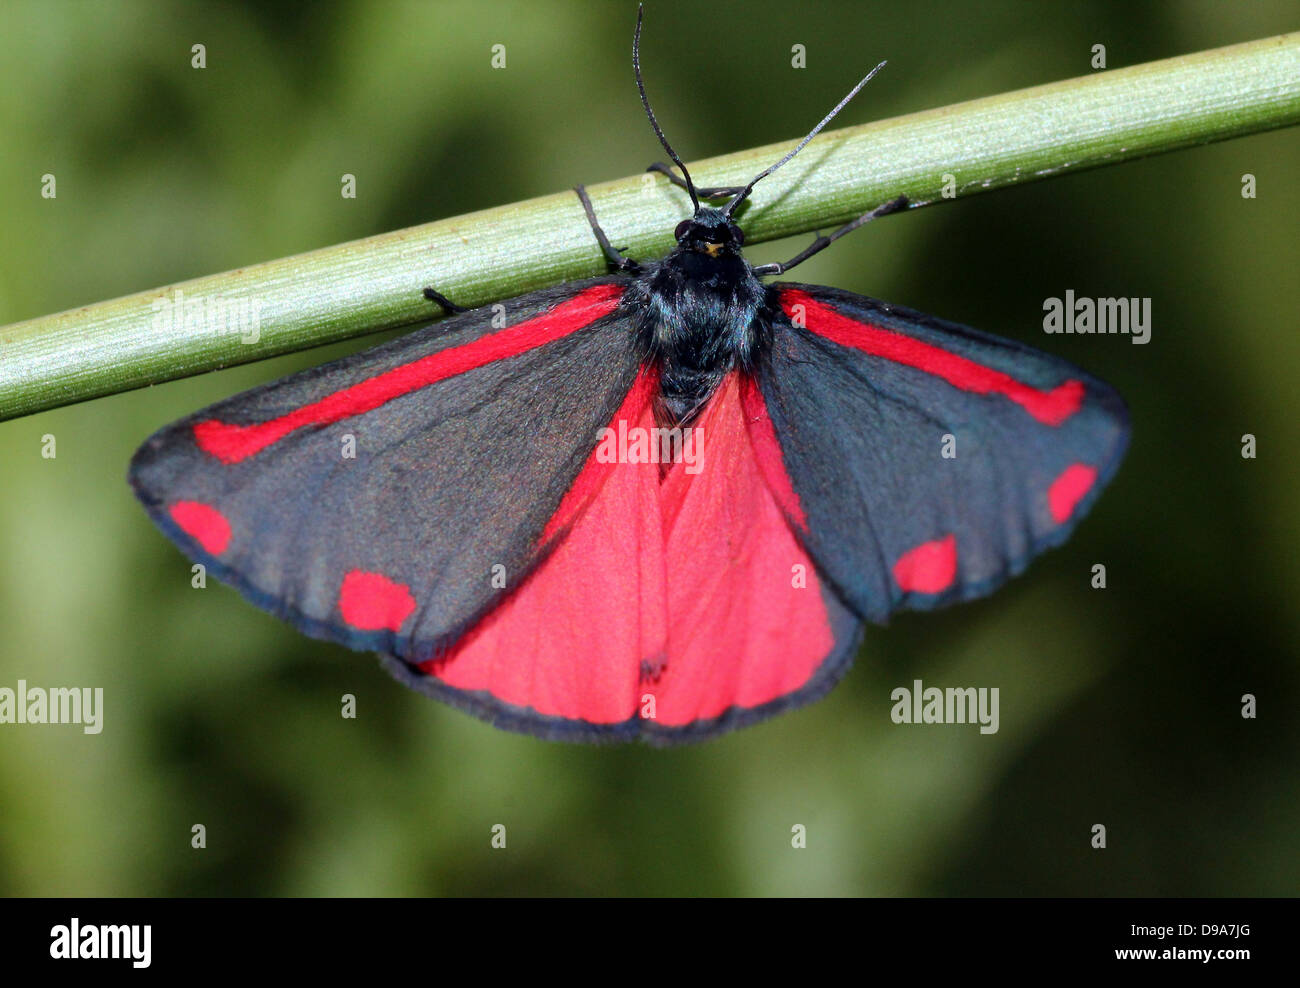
[130,8,1128,743]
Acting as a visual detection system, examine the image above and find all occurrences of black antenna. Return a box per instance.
[722,60,888,219]
[634,5,700,213]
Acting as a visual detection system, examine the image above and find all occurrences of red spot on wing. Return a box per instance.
[1048,463,1098,523]
[780,289,1083,426]
[168,501,232,555]
[194,283,625,464]
[339,570,416,633]
[893,534,958,594]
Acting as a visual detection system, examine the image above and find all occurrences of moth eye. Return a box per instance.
[731,225,745,246]
[674,219,692,240]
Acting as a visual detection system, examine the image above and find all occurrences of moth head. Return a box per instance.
[674,207,745,258]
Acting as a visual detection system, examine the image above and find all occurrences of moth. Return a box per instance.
[130,9,1128,743]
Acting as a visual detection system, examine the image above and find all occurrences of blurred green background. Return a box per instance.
[1,0,1296,896]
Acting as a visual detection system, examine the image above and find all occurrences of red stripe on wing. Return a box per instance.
[780,289,1083,426]
[193,283,625,464]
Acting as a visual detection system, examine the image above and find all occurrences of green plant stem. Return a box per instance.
[2,32,1298,421]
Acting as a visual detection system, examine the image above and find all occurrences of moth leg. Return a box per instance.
[422,287,468,314]
[645,162,744,199]
[574,184,641,274]
[751,194,909,277]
